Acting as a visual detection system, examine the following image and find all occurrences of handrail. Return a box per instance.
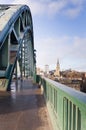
[36,75,86,130]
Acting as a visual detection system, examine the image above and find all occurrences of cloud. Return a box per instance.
[73,37,86,58]
[12,0,28,5]
[0,0,12,4]
[23,0,46,15]
[64,6,82,18]
[69,0,85,6]
[0,0,85,18]
[47,1,67,15]
[11,0,85,18]
[63,0,85,18]
[35,36,86,71]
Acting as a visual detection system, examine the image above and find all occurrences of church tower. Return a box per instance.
[54,59,60,77]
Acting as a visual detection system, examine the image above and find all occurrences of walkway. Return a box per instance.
[0,78,52,130]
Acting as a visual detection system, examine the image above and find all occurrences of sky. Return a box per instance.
[1,0,86,72]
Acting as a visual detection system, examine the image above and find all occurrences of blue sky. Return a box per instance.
[1,0,86,71]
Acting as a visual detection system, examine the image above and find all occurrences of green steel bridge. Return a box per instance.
[0,5,36,91]
[0,5,86,130]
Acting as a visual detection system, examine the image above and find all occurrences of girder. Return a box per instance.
[0,5,36,91]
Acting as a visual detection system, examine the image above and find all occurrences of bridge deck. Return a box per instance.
[0,79,52,130]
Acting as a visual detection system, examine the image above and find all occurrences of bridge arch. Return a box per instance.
[0,5,36,91]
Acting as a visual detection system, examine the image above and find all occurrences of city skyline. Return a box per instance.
[1,0,86,72]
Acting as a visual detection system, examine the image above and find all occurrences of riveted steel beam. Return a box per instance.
[0,5,36,91]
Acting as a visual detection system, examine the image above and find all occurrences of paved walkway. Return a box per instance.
[0,78,53,130]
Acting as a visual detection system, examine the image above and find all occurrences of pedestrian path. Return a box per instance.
[0,78,53,130]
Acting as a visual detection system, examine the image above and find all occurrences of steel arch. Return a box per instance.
[0,5,36,91]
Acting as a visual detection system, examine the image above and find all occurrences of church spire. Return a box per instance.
[57,59,59,66]
[54,58,60,77]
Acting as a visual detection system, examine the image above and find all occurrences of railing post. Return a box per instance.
[38,76,86,130]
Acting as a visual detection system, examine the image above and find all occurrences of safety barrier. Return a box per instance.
[36,75,86,130]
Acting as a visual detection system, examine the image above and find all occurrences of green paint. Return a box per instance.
[0,5,36,91]
[37,76,86,130]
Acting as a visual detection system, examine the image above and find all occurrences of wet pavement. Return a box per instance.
[0,78,53,130]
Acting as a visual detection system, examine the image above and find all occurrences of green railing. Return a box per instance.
[36,75,86,130]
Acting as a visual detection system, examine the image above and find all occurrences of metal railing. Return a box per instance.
[36,75,86,130]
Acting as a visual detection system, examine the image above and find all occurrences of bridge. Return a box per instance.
[0,5,86,130]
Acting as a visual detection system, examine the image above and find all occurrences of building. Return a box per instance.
[36,67,44,76]
[45,65,49,75]
[54,59,60,77]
